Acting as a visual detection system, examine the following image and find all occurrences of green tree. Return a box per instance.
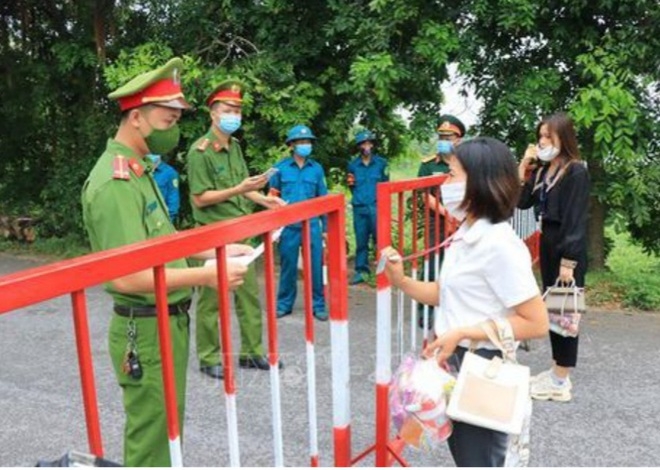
[458,0,660,267]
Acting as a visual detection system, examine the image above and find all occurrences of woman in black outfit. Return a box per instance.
[517,112,590,402]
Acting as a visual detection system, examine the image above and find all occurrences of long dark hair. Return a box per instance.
[537,112,581,162]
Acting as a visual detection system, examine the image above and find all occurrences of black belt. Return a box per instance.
[114,300,191,318]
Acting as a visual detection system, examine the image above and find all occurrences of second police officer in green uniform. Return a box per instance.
[416,114,466,328]
[347,129,389,285]
[81,58,249,466]
[186,80,286,379]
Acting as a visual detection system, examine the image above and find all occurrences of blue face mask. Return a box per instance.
[218,114,242,135]
[294,143,313,158]
[437,140,454,155]
[146,153,161,166]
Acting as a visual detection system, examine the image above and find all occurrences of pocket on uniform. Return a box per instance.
[302,176,317,198]
[213,169,234,190]
[144,206,169,237]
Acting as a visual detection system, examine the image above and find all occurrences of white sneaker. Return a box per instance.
[531,369,572,388]
[530,370,572,402]
[530,368,552,384]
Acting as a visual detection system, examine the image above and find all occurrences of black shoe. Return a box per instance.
[200,364,224,380]
[239,355,284,370]
[313,309,329,322]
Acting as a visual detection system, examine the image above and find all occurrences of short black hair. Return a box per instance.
[455,137,520,224]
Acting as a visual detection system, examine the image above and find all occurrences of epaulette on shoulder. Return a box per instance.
[112,155,131,180]
[196,138,210,151]
[421,154,437,163]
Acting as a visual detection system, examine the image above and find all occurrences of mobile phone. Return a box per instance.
[261,167,279,179]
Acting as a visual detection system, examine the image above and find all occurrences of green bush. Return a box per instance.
[602,228,660,310]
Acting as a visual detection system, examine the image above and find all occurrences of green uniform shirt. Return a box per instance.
[417,156,450,178]
[81,138,191,307]
[187,130,255,225]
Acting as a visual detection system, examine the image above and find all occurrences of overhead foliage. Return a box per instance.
[0,0,658,262]
[457,0,660,263]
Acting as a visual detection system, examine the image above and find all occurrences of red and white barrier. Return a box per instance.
[0,194,352,467]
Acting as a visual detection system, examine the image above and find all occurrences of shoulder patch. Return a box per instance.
[112,155,131,180]
[196,138,210,151]
[128,158,144,177]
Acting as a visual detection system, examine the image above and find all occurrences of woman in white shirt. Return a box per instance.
[383,136,549,467]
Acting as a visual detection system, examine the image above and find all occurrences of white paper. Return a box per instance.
[376,251,402,274]
[205,228,283,267]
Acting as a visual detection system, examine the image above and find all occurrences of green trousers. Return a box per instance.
[108,312,189,467]
[196,263,264,366]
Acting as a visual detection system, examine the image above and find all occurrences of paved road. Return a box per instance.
[1,253,659,467]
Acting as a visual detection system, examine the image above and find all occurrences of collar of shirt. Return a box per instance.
[206,128,232,153]
[456,218,493,245]
[106,138,152,175]
[356,154,376,166]
[107,138,140,160]
[287,155,313,169]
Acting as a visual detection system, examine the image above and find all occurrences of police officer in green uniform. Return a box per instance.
[81,58,248,467]
[416,114,466,328]
[186,80,286,379]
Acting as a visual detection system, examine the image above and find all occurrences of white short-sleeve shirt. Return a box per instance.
[436,218,540,349]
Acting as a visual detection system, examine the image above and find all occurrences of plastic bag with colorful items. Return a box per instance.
[389,352,456,451]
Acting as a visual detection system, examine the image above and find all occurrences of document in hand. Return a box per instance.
[205,227,284,267]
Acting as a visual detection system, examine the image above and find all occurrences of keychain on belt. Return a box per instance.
[123,316,143,379]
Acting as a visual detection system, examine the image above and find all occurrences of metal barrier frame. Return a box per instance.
[0,194,351,467]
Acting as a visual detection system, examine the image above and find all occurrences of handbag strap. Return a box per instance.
[471,319,517,363]
[542,280,582,316]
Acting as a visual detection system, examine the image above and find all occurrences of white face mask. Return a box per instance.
[537,145,560,162]
[441,181,467,221]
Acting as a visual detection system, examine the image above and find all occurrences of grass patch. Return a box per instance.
[587,228,660,311]
[0,235,89,261]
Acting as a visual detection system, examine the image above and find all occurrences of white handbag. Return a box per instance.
[543,280,585,338]
[446,319,530,436]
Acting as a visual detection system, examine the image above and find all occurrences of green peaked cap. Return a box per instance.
[108,57,190,111]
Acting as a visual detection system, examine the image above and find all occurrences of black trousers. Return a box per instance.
[446,347,509,467]
[540,222,587,368]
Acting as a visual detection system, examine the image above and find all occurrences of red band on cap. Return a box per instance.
[437,123,461,136]
[117,79,184,111]
[208,89,243,106]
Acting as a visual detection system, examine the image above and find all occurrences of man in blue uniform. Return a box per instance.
[268,125,328,321]
[147,154,180,223]
[347,129,389,285]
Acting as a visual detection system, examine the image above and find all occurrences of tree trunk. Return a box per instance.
[588,194,606,270]
[587,156,606,271]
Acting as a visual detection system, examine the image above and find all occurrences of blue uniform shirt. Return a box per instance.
[347,154,389,207]
[152,161,180,222]
[269,156,328,231]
